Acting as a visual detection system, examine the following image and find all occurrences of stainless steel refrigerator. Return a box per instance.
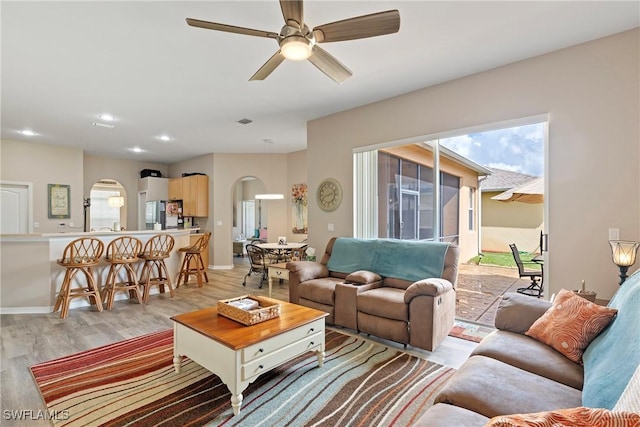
[145,200,183,230]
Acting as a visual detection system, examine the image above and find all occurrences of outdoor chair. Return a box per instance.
[243,244,268,288]
[509,243,543,298]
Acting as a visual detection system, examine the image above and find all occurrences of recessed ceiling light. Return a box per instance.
[91,122,115,129]
[98,113,116,121]
[19,129,37,136]
[158,135,171,142]
[237,118,253,125]
[129,147,144,153]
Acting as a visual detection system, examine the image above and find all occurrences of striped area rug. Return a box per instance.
[30,329,455,427]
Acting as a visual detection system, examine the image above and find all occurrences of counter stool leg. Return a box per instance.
[139,261,151,303]
[199,254,209,283]
[82,268,103,312]
[54,269,72,316]
[103,266,117,310]
[158,260,174,297]
[125,264,143,305]
[177,254,189,288]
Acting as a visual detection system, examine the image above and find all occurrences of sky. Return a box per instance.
[439,122,544,177]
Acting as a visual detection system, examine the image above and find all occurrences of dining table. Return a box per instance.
[256,242,307,263]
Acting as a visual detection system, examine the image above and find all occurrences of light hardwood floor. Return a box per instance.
[0,257,476,424]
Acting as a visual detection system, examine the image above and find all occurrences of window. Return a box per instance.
[469,187,476,231]
[377,152,459,242]
[90,189,122,230]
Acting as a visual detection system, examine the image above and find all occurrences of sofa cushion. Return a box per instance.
[414,403,489,427]
[434,355,582,418]
[357,287,408,321]
[485,407,640,427]
[345,270,382,284]
[298,278,340,305]
[525,289,617,363]
[583,270,640,409]
[471,330,584,390]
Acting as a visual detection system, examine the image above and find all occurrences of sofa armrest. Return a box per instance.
[286,261,329,282]
[494,292,552,334]
[404,278,454,303]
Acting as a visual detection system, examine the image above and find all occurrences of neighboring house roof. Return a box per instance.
[480,168,538,192]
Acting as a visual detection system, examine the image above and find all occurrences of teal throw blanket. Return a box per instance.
[582,269,640,409]
[326,238,449,283]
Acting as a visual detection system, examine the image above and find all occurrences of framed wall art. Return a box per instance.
[48,184,70,219]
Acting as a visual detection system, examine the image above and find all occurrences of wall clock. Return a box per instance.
[317,178,343,212]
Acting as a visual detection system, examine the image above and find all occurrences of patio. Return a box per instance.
[454,263,538,326]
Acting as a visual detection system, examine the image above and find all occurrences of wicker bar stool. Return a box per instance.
[102,236,143,310]
[177,231,211,288]
[54,237,105,319]
[138,234,175,303]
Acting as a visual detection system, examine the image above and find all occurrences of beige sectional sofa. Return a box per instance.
[287,237,460,351]
[415,269,640,426]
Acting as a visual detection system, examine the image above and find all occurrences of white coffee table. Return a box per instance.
[171,300,327,416]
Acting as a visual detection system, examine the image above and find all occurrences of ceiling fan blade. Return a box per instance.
[280,0,304,28]
[249,51,286,81]
[313,10,400,43]
[186,18,279,39]
[307,45,352,84]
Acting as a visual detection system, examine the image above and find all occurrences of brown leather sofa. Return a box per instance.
[287,237,460,351]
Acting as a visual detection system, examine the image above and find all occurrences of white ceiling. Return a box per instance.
[2,1,638,164]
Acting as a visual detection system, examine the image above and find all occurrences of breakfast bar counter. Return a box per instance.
[0,228,197,314]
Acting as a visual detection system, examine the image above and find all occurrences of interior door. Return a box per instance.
[0,182,31,233]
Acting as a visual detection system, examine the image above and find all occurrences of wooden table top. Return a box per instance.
[171,300,327,351]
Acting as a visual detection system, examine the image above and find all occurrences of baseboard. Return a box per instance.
[212,264,234,270]
[0,306,53,314]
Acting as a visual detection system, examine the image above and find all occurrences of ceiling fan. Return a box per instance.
[186,1,400,83]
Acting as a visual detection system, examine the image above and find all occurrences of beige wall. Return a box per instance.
[481,192,543,253]
[307,29,640,300]
[1,139,84,233]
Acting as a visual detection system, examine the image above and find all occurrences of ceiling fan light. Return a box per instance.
[280,36,312,61]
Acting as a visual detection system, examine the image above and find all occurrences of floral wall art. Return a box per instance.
[291,183,308,234]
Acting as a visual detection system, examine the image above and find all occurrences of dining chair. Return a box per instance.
[509,243,543,298]
[243,244,268,288]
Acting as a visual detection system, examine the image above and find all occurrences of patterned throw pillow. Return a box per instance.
[525,289,617,363]
[485,407,640,427]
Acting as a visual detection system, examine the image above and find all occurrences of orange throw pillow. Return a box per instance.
[486,407,640,427]
[525,289,617,363]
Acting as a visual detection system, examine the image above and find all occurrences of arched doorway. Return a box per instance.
[89,179,127,231]
[231,176,265,255]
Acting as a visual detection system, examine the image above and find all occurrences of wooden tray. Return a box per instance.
[218,295,281,326]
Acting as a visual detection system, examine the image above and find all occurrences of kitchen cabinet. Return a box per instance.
[138,177,168,201]
[182,175,208,217]
[168,178,183,201]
